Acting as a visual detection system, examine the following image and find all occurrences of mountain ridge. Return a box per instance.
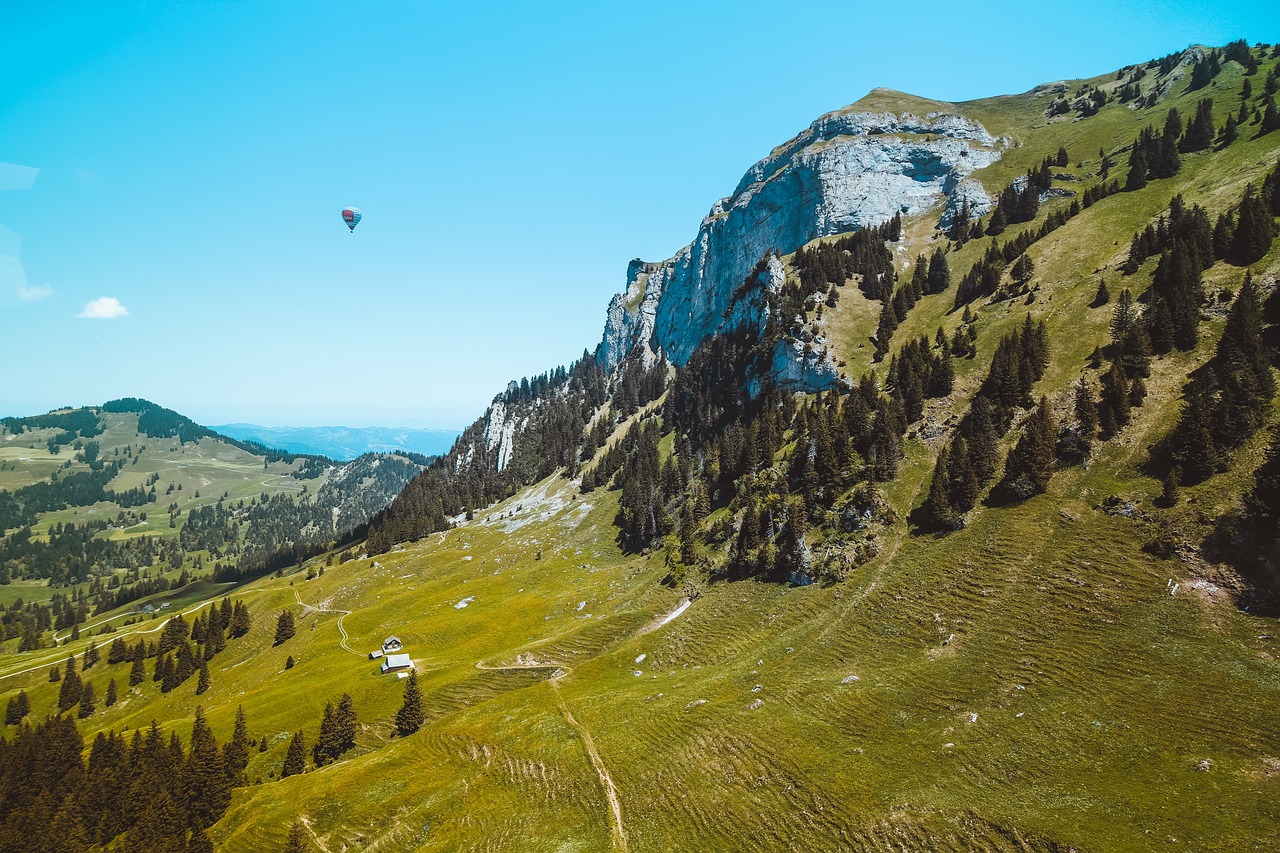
[208,423,457,462]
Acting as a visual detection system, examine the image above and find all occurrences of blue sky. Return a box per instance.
[1,1,1273,429]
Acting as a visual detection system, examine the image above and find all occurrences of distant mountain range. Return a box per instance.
[209,423,459,461]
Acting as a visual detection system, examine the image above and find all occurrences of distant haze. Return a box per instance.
[211,423,458,462]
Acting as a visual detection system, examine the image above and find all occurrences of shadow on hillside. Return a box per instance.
[1203,504,1280,617]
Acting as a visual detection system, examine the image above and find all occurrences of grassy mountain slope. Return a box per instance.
[3,46,1280,852]
[0,403,421,627]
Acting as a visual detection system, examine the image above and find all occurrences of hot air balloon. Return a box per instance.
[341,207,362,233]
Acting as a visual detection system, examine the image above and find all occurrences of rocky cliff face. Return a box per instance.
[477,104,1006,472]
[598,107,1006,386]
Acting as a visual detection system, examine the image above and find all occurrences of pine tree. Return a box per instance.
[4,690,29,725]
[1160,465,1183,506]
[395,670,426,736]
[997,397,1057,500]
[946,436,980,512]
[965,397,1000,484]
[1180,98,1215,151]
[1168,380,1222,481]
[1219,112,1238,146]
[129,642,147,686]
[186,705,231,829]
[196,658,211,695]
[1229,187,1277,265]
[927,249,950,294]
[1263,97,1280,134]
[334,693,358,757]
[1075,378,1100,450]
[1011,254,1034,287]
[874,299,898,360]
[313,701,337,766]
[83,640,99,670]
[1213,273,1277,447]
[108,636,130,665]
[49,796,93,853]
[274,610,296,646]
[1125,146,1148,191]
[282,730,306,777]
[77,681,96,718]
[230,600,252,638]
[224,705,251,786]
[924,446,957,530]
[1093,279,1110,306]
[105,677,118,707]
[58,653,83,712]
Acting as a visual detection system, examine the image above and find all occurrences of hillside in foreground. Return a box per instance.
[2,42,1280,852]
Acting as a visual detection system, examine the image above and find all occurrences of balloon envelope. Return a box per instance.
[341,207,362,232]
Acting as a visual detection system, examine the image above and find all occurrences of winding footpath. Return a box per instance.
[291,586,361,656]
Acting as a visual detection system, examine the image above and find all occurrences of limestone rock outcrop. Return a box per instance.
[598,106,1006,389]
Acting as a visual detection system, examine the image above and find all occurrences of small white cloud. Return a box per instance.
[79,296,128,319]
[17,283,53,302]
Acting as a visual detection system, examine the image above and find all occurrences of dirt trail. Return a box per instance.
[299,815,331,853]
[552,677,628,851]
[292,587,361,656]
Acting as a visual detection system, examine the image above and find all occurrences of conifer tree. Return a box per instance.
[1011,254,1034,287]
[395,670,426,736]
[946,436,980,512]
[83,640,99,670]
[4,690,29,725]
[58,653,83,712]
[1125,146,1148,191]
[1219,112,1238,146]
[1074,377,1100,453]
[1229,187,1277,265]
[874,299,898,361]
[186,705,230,829]
[1180,98,1215,151]
[924,446,957,530]
[313,701,337,766]
[997,397,1057,500]
[334,693,358,756]
[927,248,950,294]
[1263,97,1280,134]
[49,796,92,853]
[965,397,1000,484]
[129,642,147,686]
[1160,465,1182,506]
[105,678,118,707]
[1212,273,1276,447]
[224,705,251,785]
[77,681,96,719]
[108,636,130,665]
[274,610,296,646]
[230,600,252,638]
[282,731,306,777]
[196,658,211,695]
[1168,380,1222,481]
